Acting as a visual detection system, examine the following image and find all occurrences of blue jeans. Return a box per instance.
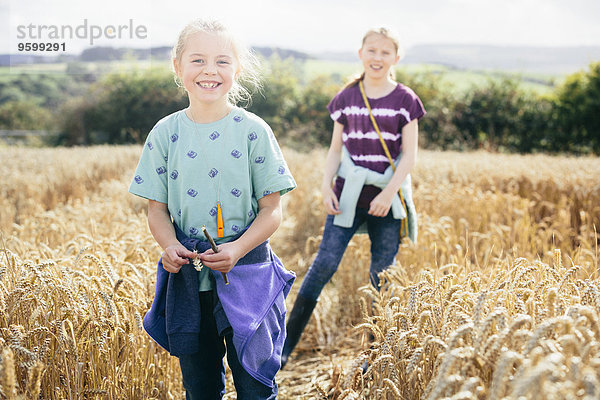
[178,292,278,400]
[298,209,402,302]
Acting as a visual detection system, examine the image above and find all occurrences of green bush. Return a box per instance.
[292,75,338,147]
[246,56,302,135]
[433,78,552,152]
[56,97,96,145]
[9,57,599,154]
[246,56,338,148]
[0,100,53,130]
[551,61,600,153]
[395,69,461,150]
[0,73,88,110]
[59,68,187,145]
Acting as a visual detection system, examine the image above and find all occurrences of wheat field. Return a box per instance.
[0,145,598,399]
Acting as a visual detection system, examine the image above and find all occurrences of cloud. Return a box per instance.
[2,0,600,54]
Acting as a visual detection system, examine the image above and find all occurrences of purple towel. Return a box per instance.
[142,223,295,387]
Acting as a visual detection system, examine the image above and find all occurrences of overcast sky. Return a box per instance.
[3,0,600,55]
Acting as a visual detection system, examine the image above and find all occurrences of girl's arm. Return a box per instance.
[368,119,419,217]
[199,192,282,273]
[147,199,197,273]
[321,121,344,215]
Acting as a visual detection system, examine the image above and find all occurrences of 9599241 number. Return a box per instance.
[17,42,66,52]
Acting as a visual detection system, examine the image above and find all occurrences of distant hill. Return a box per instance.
[76,46,311,61]
[253,47,311,60]
[3,44,599,75]
[0,46,311,66]
[313,44,600,75]
[0,53,76,65]
[407,44,600,74]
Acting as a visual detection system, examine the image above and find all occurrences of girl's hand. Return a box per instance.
[199,242,243,274]
[322,186,341,215]
[162,243,197,273]
[368,188,395,217]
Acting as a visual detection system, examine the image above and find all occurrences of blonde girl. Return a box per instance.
[281,27,425,367]
[130,19,296,399]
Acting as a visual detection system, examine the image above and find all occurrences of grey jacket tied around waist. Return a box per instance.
[333,146,418,242]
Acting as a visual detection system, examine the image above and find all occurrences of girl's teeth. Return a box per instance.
[198,82,219,88]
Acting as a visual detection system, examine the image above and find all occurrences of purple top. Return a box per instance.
[327,82,426,208]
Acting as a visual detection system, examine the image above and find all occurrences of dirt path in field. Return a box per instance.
[276,350,358,399]
[221,331,363,399]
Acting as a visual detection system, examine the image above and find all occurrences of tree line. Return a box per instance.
[0,57,599,154]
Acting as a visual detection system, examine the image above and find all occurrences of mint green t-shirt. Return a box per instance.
[129,107,296,290]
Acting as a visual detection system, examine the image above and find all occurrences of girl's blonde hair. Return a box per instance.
[172,19,261,107]
[345,27,404,88]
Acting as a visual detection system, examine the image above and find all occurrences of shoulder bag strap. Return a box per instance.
[359,80,397,171]
[359,80,408,237]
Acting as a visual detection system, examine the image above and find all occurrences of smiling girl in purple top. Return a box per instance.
[281,27,426,367]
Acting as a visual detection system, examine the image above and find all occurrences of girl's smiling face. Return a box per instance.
[174,31,239,108]
[358,33,400,80]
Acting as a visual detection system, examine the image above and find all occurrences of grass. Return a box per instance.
[0,145,598,398]
[301,59,559,94]
[1,56,560,96]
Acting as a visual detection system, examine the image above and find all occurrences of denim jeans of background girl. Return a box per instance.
[298,208,402,301]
